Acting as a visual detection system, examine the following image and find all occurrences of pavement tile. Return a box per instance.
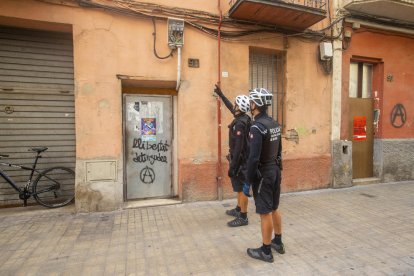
[0,181,413,275]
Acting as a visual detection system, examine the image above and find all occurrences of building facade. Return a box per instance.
[331,0,414,187]
[4,0,411,212]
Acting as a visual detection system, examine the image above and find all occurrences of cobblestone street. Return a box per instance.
[0,182,413,275]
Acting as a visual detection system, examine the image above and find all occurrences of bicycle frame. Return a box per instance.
[0,152,43,202]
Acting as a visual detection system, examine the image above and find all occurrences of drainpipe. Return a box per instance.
[216,0,223,200]
[176,46,182,91]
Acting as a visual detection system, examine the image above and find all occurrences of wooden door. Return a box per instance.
[349,98,374,178]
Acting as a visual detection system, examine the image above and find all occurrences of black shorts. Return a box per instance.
[231,167,247,192]
[252,165,281,214]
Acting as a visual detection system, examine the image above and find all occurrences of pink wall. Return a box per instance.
[341,25,414,139]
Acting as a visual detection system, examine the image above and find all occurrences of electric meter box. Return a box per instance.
[168,18,184,49]
[319,42,333,60]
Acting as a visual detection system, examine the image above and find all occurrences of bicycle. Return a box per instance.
[0,147,75,208]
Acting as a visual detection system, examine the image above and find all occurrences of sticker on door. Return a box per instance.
[353,116,367,141]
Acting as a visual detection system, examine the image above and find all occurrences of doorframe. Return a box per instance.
[348,56,384,179]
[121,89,178,201]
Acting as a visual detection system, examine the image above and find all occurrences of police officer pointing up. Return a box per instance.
[214,84,251,227]
[244,88,285,263]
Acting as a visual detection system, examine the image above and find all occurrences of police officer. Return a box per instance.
[244,88,285,263]
[214,84,251,227]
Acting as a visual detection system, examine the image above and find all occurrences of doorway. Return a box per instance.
[123,94,173,199]
[348,61,374,178]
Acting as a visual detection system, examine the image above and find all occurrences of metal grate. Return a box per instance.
[249,49,285,125]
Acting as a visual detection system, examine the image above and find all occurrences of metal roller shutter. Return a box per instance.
[0,26,75,207]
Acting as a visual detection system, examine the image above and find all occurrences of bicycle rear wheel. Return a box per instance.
[33,167,75,208]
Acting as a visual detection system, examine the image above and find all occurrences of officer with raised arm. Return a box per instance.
[214,84,251,227]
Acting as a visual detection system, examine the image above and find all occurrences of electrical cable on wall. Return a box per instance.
[70,0,345,41]
[46,0,414,42]
[152,18,174,59]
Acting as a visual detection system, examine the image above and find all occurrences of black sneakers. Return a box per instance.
[225,208,240,217]
[247,242,284,263]
[247,247,274,263]
[227,216,248,227]
[271,241,285,254]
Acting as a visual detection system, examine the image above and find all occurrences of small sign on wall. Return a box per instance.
[353,116,367,141]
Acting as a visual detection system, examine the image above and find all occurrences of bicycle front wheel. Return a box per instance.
[33,167,75,208]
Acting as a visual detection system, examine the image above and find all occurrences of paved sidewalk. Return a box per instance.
[0,182,413,275]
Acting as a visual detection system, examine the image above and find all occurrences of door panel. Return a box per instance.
[124,95,172,199]
[348,98,374,178]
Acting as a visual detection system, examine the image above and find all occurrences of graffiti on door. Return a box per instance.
[132,138,170,165]
[125,95,172,198]
[140,166,155,184]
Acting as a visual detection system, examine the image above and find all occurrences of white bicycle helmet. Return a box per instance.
[249,88,273,106]
[235,95,250,113]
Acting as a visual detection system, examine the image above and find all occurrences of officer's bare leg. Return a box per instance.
[227,192,249,227]
[272,209,282,234]
[260,213,273,245]
[271,209,285,253]
[247,212,273,262]
[239,192,248,213]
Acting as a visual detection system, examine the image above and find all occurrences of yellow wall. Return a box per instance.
[0,0,333,211]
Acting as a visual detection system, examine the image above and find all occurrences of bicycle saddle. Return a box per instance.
[30,147,48,153]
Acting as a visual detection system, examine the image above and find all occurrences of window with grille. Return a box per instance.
[249,48,285,126]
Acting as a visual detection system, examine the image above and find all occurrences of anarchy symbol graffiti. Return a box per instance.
[390,104,406,128]
[140,166,155,184]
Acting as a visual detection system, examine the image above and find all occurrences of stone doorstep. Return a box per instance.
[123,198,182,209]
[352,177,381,186]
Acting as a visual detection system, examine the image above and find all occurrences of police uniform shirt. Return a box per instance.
[247,112,282,184]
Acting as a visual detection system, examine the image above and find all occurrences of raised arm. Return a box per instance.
[214,84,235,114]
